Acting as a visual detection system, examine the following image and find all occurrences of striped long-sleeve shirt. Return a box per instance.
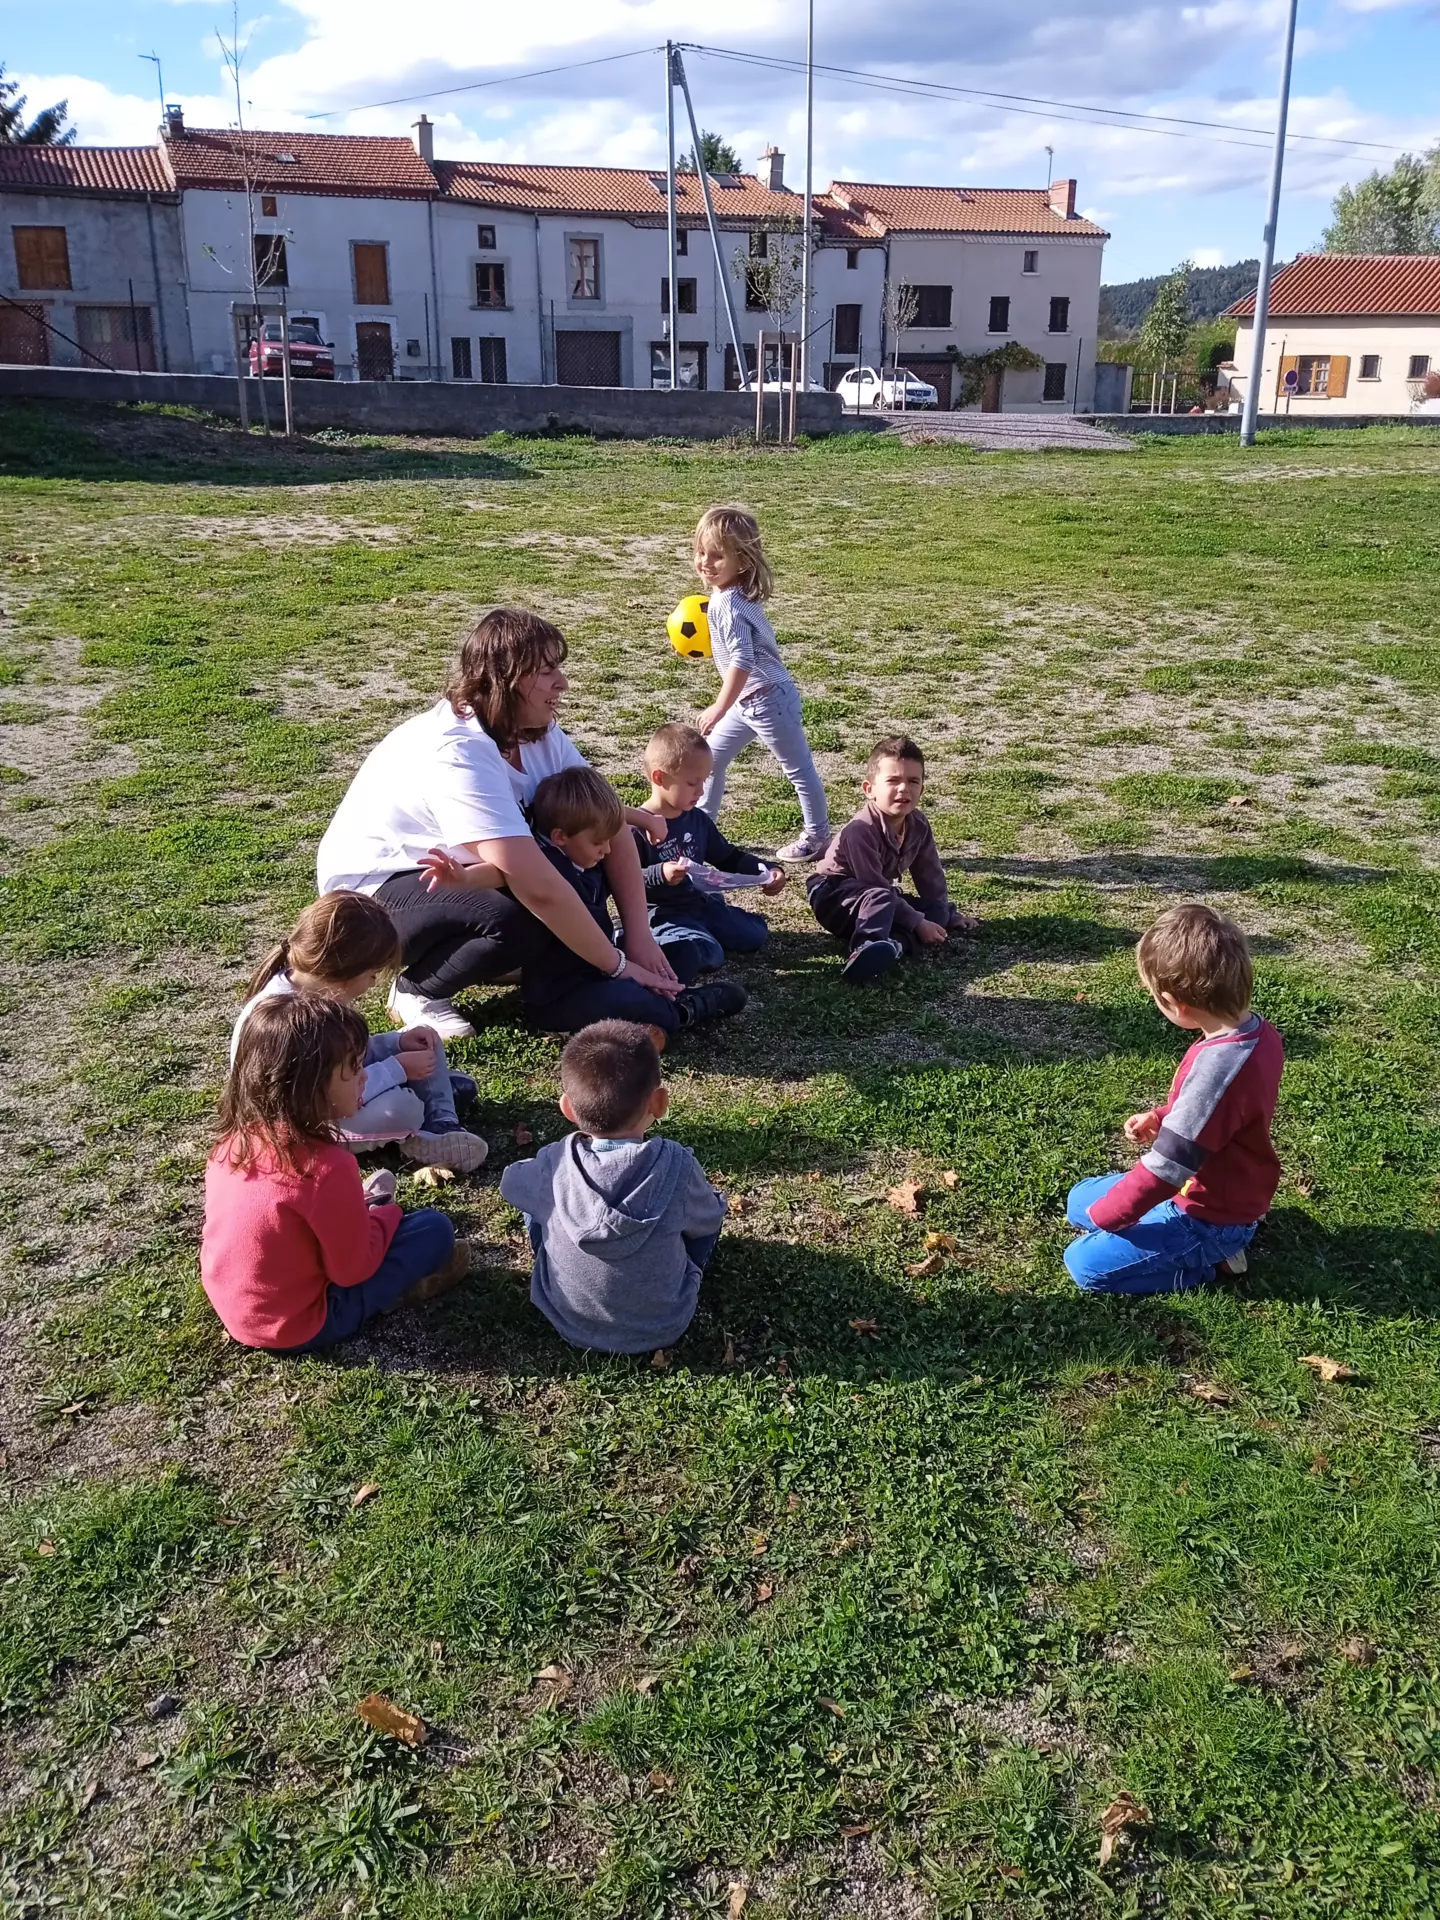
[1088,1014,1284,1231]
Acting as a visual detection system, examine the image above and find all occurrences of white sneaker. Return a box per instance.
[388,980,474,1040]
[399,1129,489,1173]
[775,833,831,862]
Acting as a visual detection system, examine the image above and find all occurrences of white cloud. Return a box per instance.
[1191,247,1226,266]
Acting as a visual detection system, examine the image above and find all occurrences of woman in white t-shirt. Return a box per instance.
[317,609,678,1038]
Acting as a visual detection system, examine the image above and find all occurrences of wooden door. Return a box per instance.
[352,243,390,306]
[981,368,1003,412]
[355,322,394,381]
[555,330,621,387]
[0,302,48,364]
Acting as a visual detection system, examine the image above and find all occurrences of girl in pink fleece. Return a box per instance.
[202,994,467,1352]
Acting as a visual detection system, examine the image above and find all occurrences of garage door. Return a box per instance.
[556,330,622,387]
[898,356,952,409]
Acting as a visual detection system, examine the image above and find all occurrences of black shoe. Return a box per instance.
[843,938,902,983]
[675,979,748,1027]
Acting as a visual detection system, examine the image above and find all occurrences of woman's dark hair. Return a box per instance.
[444,608,568,750]
[216,993,368,1176]
[246,891,401,1001]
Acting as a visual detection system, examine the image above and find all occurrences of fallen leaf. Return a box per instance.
[786,1493,803,1513]
[651,1348,670,1371]
[648,1768,675,1791]
[833,1533,862,1554]
[1340,1637,1377,1666]
[728,1883,749,1918]
[849,1317,881,1338]
[754,1582,774,1605]
[1189,1379,1232,1407]
[635,1673,662,1695]
[1273,1637,1306,1669]
[35,1540,56,1558]
[534,1663,573,1701]
[513,1123,533,1146]
[807,1170,822,1183]
[776,1358,791,1376]
[356,1694,428,1747]
[841,1821,874,1839]
[1310,1451,1331,1475]
[1294,1174,1315,1198]
[1226,793,1253,809]
[728,1194,753,1215]
[751,1533,770,1556]
[351,1483,380,1508]
[1098,1791,1151,1868]
[134,1750,161,1770]
[887,1180,924,1216]
[906,1252,945,1278]
[676,1553,703,1581]
[925,1231,959,1253]
[941,1170,959,1190]
[723,1337,736,1368]
[1299,1354,1361,1384]
[411,1165,455,1189]
[818,1695,847,1718]
[79,1778,100,1811]
[1228,1664,1255,1683]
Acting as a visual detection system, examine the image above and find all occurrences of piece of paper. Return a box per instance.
[671,858,777,894]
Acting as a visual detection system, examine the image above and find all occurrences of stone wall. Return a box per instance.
[0,365,844,438]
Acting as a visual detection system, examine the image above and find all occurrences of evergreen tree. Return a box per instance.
[678,131,742,175]
[0,66,75,145]
[1323,151,1440,255]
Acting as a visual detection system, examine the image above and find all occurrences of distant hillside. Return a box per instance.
[1100,260,1261,337]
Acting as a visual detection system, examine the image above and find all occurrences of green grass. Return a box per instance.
[2,402,1440,1917]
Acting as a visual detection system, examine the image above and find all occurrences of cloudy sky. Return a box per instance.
[6,0,1437,280]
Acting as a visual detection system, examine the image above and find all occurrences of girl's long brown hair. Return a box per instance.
[444,607,568,750]
[216,993,368,1176]
[246,892,401,1001]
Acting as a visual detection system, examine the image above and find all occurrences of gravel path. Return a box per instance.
[859,408,1132,451]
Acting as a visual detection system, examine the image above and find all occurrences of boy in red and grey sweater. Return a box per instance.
[1065,903,1284,1295]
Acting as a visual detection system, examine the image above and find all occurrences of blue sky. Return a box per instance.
[4,0,1437,281]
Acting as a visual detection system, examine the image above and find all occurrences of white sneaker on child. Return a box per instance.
[388,980,474,1040]
[399,1129,489,1173]
[775,833,830,862]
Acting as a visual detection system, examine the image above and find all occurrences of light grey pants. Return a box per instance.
[339,1031,458,1147]
[699,679,829,842]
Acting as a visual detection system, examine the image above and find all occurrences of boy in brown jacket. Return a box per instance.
[806,735,976,982]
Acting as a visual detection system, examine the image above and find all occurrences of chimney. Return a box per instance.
[413,113,434,166]
[760,145,785,191]
[1048,176,1076,219]
[163,103,184,139]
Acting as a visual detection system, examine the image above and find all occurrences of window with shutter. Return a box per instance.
[568,237,600,300]
[988,295,1010,332]
[14,226,71,289]
[351,243,390,305]
[475,264,507,308]
[1327,354,1350,399]
[912,285,952,328]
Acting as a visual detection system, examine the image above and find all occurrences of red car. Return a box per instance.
[248,320,335,379]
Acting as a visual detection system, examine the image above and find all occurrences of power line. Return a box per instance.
[304,46,662,121]
[687,41,1410,157]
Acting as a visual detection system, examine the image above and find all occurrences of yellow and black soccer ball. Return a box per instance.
[667,593,711,659]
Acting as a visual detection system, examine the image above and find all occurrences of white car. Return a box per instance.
[836,365,939,410]
[755,376,829,394]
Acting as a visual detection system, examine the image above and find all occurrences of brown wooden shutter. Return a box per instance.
[13,226,71,290]
[1276,354,1299,397]
[1327,354,1349,399]
[352,243,389,305]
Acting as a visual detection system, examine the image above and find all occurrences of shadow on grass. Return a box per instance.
[951,851,1394,893]
[1244,1207,1440,1316]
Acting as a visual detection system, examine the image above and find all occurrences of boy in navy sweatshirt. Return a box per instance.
[1065,903,1284,1295]
[633,723,787,970]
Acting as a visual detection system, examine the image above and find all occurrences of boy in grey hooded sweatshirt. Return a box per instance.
[500,1021,727,1354]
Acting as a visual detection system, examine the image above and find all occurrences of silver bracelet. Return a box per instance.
[611,948,626,977]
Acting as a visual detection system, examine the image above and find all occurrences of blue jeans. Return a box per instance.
[526,937,705,1036]
[651,893,769,969]
[1063,1173,1257,1296]
[282,1209,456,1350]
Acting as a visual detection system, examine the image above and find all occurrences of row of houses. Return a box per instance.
[0,108,1109,410]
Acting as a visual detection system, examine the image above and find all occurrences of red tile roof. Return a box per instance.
[0,145,175,196]
[434,161,811,224]
[823,182,1108,238]
[1228,253,1440,319]
[162,129,436,199]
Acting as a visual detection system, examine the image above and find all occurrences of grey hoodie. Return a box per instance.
[501,1133,727,1353]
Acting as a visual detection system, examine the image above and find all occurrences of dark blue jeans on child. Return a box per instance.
[650,892,769,971]
[282,1209,455,1351]
[1064,1173,1256,1296]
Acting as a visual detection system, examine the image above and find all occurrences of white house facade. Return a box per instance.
[1224,253,1440,415]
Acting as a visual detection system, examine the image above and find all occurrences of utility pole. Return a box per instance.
[798,0,815,393]
[139,52,165,121]
[1241,0,1300,448]
[1044,145,1054,188]
[665,42,679,391]
[673,46,750,390]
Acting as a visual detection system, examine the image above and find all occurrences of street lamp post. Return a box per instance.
[1240,0,1300,449]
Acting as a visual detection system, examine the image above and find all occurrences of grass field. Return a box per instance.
[2,398,1440,1919]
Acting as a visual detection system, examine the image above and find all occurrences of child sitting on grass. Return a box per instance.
[203,994,469,1352]
[232,891,487,1173]
[692,503,831,862]
[521,766,746,1042]
[1064,903,1284,1296]
[635,721,786,970]
[500,1020,727,1354]
[807,734,976,983]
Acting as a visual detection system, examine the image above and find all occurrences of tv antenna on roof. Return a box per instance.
[1044,144,1054,186]
[140,52,165,122]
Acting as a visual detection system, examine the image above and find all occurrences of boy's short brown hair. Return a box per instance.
[644,722,712,777]
[1136,903,1253,1020]
[866,735,926,779]
[531,767,625,841]
[561,1020,662,1135]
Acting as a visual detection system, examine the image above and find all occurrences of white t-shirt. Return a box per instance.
[316,700,588,895]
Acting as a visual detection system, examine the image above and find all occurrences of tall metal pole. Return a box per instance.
[673,48,750,390]
[799,0,815,393]
[665,42,680,390]
[1240,0,1299,448]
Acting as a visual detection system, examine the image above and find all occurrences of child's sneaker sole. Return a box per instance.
[1217,1249,1249,1277]
[843,939,902,984]
[399,1129,489,1173]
